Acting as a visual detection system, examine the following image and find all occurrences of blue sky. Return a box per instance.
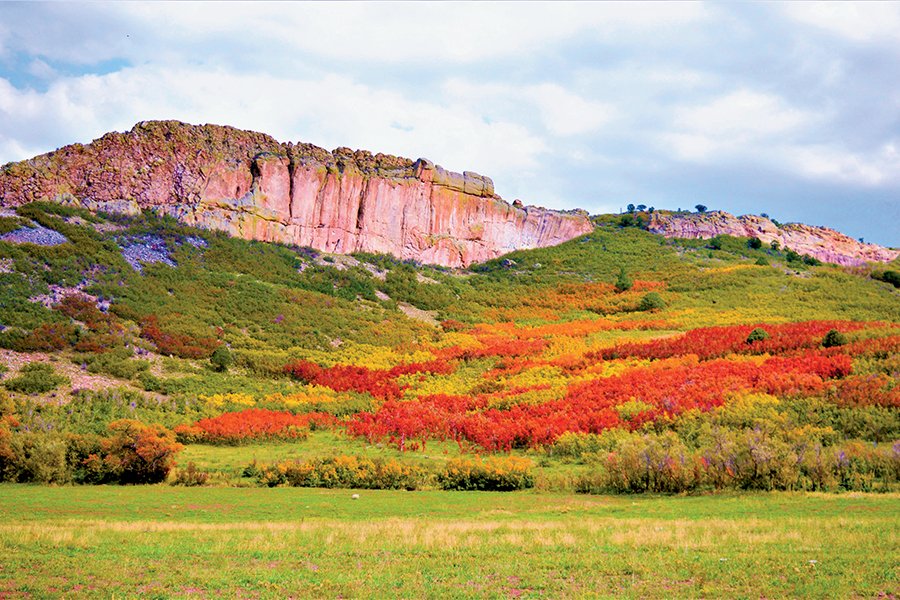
[1,2,898,245]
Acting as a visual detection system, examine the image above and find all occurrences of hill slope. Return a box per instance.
[648,210,899,266]
[0,201,897,494]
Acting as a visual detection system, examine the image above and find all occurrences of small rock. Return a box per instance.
[351,493,360,500]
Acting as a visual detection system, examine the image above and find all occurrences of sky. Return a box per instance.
[1,2,898,246]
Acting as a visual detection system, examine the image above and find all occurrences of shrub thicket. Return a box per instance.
[4,363,69,394]
[0,420,181,484]
[437,457,534,491]
[256,455,427,490]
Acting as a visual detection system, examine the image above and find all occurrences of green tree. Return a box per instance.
[822,329,848,348]
[210,346,233,373]
[695,204,708,213]
[614,267,633,293]
[638,292,665,311]
[746,328,770,344]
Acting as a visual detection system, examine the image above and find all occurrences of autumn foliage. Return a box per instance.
[176,409,336,444]
[140,315,220,359]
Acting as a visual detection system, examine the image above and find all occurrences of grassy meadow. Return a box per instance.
[1,484,897,598]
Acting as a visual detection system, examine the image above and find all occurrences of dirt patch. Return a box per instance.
[0,349,139,399]
[397,302,439,327]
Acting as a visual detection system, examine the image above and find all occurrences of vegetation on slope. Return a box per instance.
[0,203,897,492]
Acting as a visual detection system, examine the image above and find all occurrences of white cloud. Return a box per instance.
[781,3,900,43]
[442,79,614,137]
[676,90,813,138]
[657,88,900,188]
[0,66,547,186]
[113,2,709,65]
[662,90,818,161]
[788,142,900,187]
[528,83,615,136]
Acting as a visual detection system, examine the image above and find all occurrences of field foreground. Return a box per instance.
[0,486,897,598]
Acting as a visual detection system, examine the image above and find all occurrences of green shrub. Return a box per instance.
[746,328,770,344]
[257,455,427,490]
[802,254,822,266]
[873,270,900,289]
[755,257,769,266]
[748,237,763,249]
[381,265,452,310]
[209,346,233,373]
[1,432,70,483]
[0,390,14,417]
[171,462,210,486]
[551,430,634,459]
[822,329,848,348]
[576,432,699,494]
[4,363,69,394]
[74,348,150,380]
[0,216,26,235]
[614,267,633,293]
[638,292,666,311]
[437,457,534,491]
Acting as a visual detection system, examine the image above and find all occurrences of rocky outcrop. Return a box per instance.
[648,211,899,266]
[0,121,593,268]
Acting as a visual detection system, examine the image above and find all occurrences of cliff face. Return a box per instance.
[648,211,899,266]
[0,121,593,268]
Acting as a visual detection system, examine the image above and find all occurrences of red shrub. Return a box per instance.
[140,315,220,359]
[189,409,335,444]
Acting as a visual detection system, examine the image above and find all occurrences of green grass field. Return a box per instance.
[1,485,896,598]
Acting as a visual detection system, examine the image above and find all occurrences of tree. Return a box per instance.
[101,420,182,484]
[638,292,665,311]
[695,204,707,213]
[636,204,647,212]
[771,240,780,251]
[614,267,633,293]
[210,346,233,373]
[748,237,763,249]
[822,329,848,348]
[648,206,655,214]
[746,328,770,344]
[626,203,636,213]
[873,270,900,289]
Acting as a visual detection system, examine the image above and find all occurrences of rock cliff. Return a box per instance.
[0,121,593,268]
[647,211,899,266]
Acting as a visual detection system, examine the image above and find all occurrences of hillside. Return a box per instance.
[0,201,897,494]
[647,210,899,266]
[0,121,592,267]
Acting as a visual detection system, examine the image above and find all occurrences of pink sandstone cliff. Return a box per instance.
[0,121,593,268]
[647,211,899,267]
